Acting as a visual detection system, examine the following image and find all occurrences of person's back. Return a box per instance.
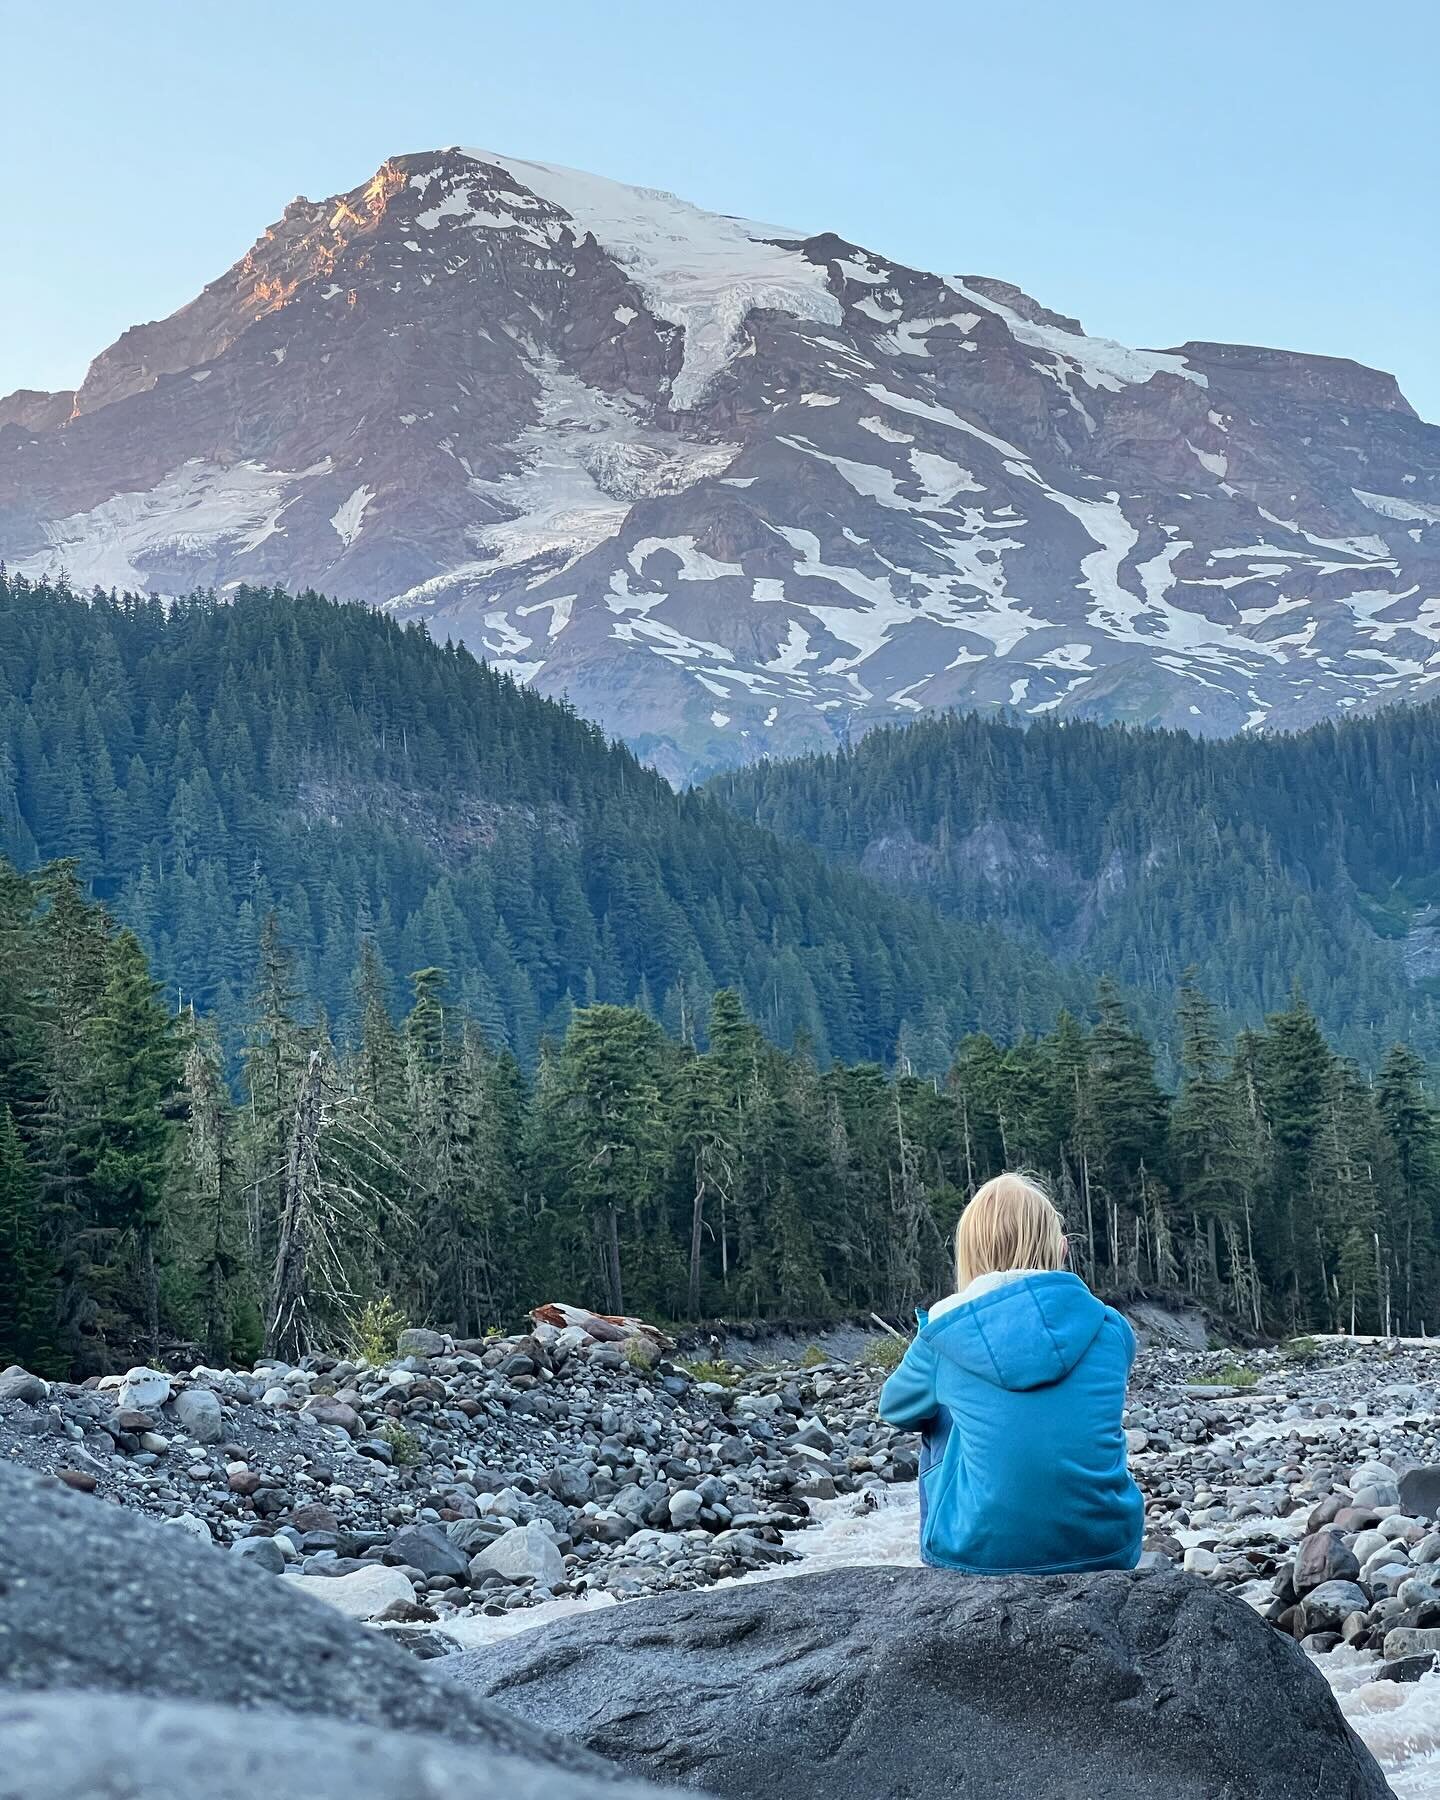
[878,1173,1144,1575]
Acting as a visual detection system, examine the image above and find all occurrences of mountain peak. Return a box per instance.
[2,147,1437,781]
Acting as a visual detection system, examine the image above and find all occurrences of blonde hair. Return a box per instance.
[955,1173,1066,1289]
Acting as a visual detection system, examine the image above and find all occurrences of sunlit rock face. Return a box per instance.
[4,147,1438,782]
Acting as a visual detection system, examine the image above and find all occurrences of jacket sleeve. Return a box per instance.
[877,1334,939,1429]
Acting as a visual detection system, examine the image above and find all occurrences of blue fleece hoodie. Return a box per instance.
[878,1270,1144,1574]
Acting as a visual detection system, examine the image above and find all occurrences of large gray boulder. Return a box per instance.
[0,1465,599,1775]
[446,1565,1391,1799]
[0,1693,691,1800]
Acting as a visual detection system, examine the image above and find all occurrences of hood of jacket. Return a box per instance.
[924,1270,1107,1391]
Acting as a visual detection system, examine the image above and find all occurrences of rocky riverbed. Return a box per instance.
[0,1308,917,1645]
[8,1315,1440,1792]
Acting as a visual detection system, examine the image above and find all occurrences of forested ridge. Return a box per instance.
[0,573,1072,1067]
[2,859,1436,1382]
[6,572,1440,1380]
[711,709,1440,1067]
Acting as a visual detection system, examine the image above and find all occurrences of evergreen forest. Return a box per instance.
[713,709,1440,1068]
[6,573,1440,1379]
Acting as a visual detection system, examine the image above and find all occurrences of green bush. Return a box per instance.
[1194,1362,1259,1388]
[622,1336,660,1371]
[377,1420,423,1465]
[861,1335,906,1373]
[347,1296,407,1365]
[683,1358,737,1387]
[800,1345,827,1368]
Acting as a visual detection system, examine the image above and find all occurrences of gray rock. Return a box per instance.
[1399,1465,1440,1520]
[395,1328,447,1358]
[229,1535,287,1574]
[1384,1625,1440,1663]
[447,1518,510,1553]
[167,1386,224,1444]
[0,1365,48,1404]
[667,1489,703,1527]
[468,1521,565,1588]
[301,1395,364,1436]
[1301,1580,1373,1632]
[0,1463,603,1773]
[116,1366,172,1412]
[1293,1529,1361,1596]
[388,1523,471,1581]
[0,1693,688,1800]
[444,1565,1391,1799]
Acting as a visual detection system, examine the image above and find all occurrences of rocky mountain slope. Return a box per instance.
[3,147,1438,780]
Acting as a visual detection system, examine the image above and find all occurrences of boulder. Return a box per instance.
[116,1366,171,1412]
[0,1693,688,1800]
[284,1564,420,1621]
[1399,1465,1440,1520]
[387,1523,471,1581]
[230,1535,287,1574]
[302,1395,364,1436]
[1300,1579,1372,1633]
[166,1386,224,1444]
[468,1521,565,1588]
[395,1328,448,1358]
[1383,1625,1440,1663]
[0,1364,48,1404]
[0,1464,603,1774]
[1293,1529,1361,1596]
[443,1565,1391,1800]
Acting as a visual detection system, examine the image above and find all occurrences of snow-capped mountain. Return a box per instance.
[4,147,1438,780]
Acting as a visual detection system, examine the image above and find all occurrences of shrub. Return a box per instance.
[861,1335,906,1373]
[377,1420,423,1465]
[801,1345,827,1368]
[347,1296,407,1365]
[622,1336,660,1372]
[683,1358,736,1387]
[1194,1362,1259,1388]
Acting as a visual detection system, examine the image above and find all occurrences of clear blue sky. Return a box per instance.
[4,0,1437,420]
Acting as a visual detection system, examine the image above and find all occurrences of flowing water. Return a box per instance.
[442,1482,1440,1796]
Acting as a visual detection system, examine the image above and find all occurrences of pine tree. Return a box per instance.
[0,1105,59,1373]
[551,1005,671,1314]
[87,928,180,1357]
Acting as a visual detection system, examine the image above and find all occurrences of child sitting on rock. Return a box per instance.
[879,1172,1144,1574]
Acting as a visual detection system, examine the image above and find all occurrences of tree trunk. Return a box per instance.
[265,1049,325,1362]
[139,1223,160,1362]
[688,1174,706,1320]
[606,1203,624,1315]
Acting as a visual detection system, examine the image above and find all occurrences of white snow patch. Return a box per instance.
[628,535,744,581]
[515,593,575,638]
[710,710,730,727]
[461,150,842,409]
[14,457,332,591]
[858,415,914,445]
[863,384,1030,462]
[330,483,374,548]
[834,256,891,285]
[428,360,737,590]
[1189,442,1228,478]
[1354,489,1440,525]
[766,620,812,671]
[946,279,1207,391]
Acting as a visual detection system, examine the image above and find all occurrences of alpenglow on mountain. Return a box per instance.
[3,147,1438,780]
